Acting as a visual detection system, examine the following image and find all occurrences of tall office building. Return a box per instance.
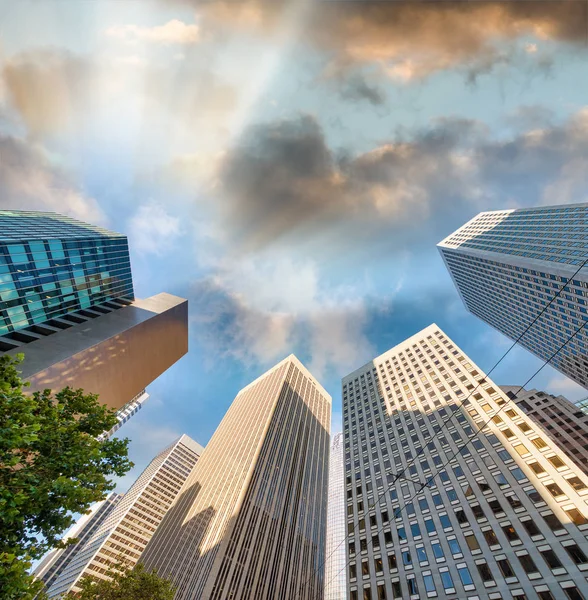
[438,203,588,389]
[0,210,188,410]
[343,324,588,600]
[501,386,588,476]
[325,432,347,600]
[141,355,331,600]
[34,493,123,592]
[45,435,203,598]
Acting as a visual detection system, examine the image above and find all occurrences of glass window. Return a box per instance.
[457,565,473,585]
[363,588,372,600]
[362,560,370,576]
[545,482,564,497]
[423,574,435,593]
[407,579,418,595]
[540,549,563,569]
[350,564,357,579]
[418,498,429,512]
[440,571,454,589]
[521,519,541,536]
[547,455,565,469]
[402,550,412,566]
[565,544,588,565]
[388,553,397,570]
[455,510,468,524]
[497,557,515,578]
[391,581,401,597]
[529,461,546,475]
[563,587,584,600]
[482,528,499,546]
[448,539,461,555]
[518,553,539,574]
[476,562,494,582]
[377,584,386,600]
[511,468,526,481]
[566,477,587,492]
[431,542,444,559]
[416,547,427,563]
[397,527,406,541]
[410,523,421,537]
[531,437,548,449]
[502,523,520,541]
[565,508,588,526]
[465,533,480,551]
[542,512,563,531]
[439,514,452,529]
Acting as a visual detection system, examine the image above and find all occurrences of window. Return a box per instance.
[565,508,588,526]
[423,574,435,593]
[542,512,563,531]
[431,542,444,559]
[488,499,503,514]
[502,523,520,541]
[362,560,370,576]
[517,553,539,574]
[397,527,406,541]
[410,523,421,537]
[471,504,485,520]
[463,533,479,551]
[363,589,372,600]
[566,477,587,492]
[537,591,555,600]
[377,584,386,600]
[531,437,548,449]
[407,579,418,595]
[425,519,436,534]
[521,519,541,536]
[497,557,515,578]
[547,455,565,469]
[563,587,584,600]
[374,557,383,573]
[514,444,530,456]
[455,510,468,524]
[511,468,527,481]
[388,553,397,570]
[448,539,461,555]
[506,494,523,509]
[384,530,393,544]
[419,498,429,512]
[439,514,452,529]
[564,543,587,565]
[416,547,427,563]
[350,564,357,579]
[544,482,564,497]
[457,565,474,585]
[482,528,499,546]
[391,581,401,597]
[440,570,454,590]
[476,562,494,582]
[540,549,563,569]
[402,550,412,566]
[529,461,546,475]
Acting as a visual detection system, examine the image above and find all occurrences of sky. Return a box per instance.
[1,0,588,492]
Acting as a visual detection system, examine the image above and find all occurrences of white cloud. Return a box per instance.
[0,134,106,224]
[105,19,200,45]
[545,375,587,401]
[128,203,182,256]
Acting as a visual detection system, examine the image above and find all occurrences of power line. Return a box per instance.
[299,256,588,597]
[317,313,588,600]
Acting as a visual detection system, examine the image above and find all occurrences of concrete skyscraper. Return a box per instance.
[343,324,588,600]
[34,493,123,592]
[500,386,588,476]
[45,435,203,598]
[325,432,347,600]
[141,355,331,600]
[438,203,588,388]
[0,210,188,411]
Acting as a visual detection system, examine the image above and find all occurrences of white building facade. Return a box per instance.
[45,434,203,597]
[438,203,588,389]
[326,432,347,600]
[343,324,588,600]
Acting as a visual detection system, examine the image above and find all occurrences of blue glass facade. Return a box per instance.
[0,211,134,335]
[438,203,588,389]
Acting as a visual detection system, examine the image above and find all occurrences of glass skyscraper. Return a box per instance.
[0,210,133,336]
[141,355,331,600]
[343,324,588,600]
[438,203,588,388]
[325,432,347,600]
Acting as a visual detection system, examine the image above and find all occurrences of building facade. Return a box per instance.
[501,386,588,477]
[0,210,133,337]
[45,435,203,598]
[141,355,331,600]
[438,203,588,389]
[0,211,188,412]
[325,432,347,600]
[34,493,123,592]
[343,324,588,600]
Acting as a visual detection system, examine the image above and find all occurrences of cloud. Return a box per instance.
[105,19,200,45]
[192,0,588,80]
[544,375,587,401]
[169,106,588,253]
[337,73,386,106]
[128,203,183,256]
[189,255,380,378]
[0,134,106,223]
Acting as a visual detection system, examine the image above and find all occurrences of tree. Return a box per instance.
[0,354,133,600]
[70,563,175,600]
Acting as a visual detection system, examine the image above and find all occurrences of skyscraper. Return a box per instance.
[33,493,123,592]
[500,386,588,476]
[438,203,588,388]
[325,432,347,600]
[343,324,588,600]
[45,435,203,598]
[0,210,188,411]
[141,355,331,600]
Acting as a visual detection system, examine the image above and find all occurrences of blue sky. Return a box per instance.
[1,0,588,491]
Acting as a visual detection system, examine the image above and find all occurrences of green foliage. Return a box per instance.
[0,354,133,599]
[70,563,175,600]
